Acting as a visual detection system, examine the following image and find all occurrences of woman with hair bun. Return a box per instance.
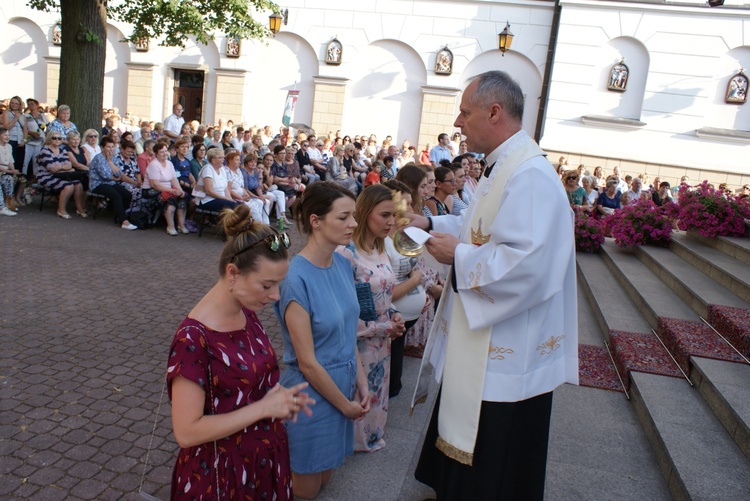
[167,204,314,500]
[275,182,370,499]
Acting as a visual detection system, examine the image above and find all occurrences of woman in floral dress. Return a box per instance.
[167,204,314,500]
[336,185,405,452]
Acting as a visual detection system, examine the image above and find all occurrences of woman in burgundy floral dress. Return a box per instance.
[167,204,314,500]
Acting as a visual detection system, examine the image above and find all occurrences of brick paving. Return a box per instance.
[0,205,306,500]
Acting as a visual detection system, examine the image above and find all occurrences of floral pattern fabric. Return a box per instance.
[167,309,292,500]
[336,243,397,452]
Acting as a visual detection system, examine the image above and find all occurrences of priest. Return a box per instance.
[408,70,578,500]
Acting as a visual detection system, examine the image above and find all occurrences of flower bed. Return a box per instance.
[606,198,673,248]
[673,181,750,238]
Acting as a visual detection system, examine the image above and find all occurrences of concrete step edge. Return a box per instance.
[634,245,711,319]
[691,356,750,462]
[630,371,750,500]
[697,233,750,266]
[599,244,660,330]
[672,234,750,304]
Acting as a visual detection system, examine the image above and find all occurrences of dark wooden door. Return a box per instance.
[173,70,204,123]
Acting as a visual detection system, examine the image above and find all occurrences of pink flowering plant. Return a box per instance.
[674,181,750,237]
[574,208,605,253]
[607,198,673,248]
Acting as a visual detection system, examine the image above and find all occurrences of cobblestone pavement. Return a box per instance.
[0,205,306,500]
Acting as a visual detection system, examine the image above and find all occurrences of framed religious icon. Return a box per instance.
[134,37,149,52]
[52,22,62,45]
[607,60,629,92]
[325,38,342,65]
[725,71,748,104]
[435,46,453,75]
[226,35,241,58]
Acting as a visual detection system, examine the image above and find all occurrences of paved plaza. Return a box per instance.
[1,205,675,500]
[0,206,442,500]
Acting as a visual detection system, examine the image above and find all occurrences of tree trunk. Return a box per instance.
[59,0,106,135]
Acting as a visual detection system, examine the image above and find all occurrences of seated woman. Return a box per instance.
[225,149,266,224]
[66,131,89,191]
[425,166,455,216]
[89,137,137,230]
[262,152,290,225]
[563,170,588,210]
[593,166,606,191]
[328,145,358,194]
[582,175,598,212]
[114,139,142,210]
[145,142,187,235]
[36,131,87,219]
[276,182,370,499]
[168,203,312,500]
[597,178,621,216]
[241,154,273,224]
[189,143,208,182]
[170,138,194,195]
[197,147,238,213]
[652,181,673,206]
[270,145,300,205]
[81,129,101,163]
[0,127,22,215]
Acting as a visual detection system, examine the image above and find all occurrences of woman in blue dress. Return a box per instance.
[275,182,370,499]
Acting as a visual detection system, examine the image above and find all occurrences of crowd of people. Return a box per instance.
[555,157,750,217]
[3,79,743,500]
[163,71,579,500]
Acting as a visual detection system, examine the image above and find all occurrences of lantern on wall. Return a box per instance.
[498,22,513,55]
[269,9,288,36]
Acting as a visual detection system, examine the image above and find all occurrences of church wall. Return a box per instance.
[541,0,750,178]
[0,1,555,148]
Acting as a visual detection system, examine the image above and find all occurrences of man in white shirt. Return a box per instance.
[429,133,452,166]
[613,165,629,194]
[230,127,245,150]
[307,138,326,180]
[163,104,184,141]
[410,70,578,500]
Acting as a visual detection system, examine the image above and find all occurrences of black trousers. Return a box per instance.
[93,184,132,224]
[415,389,553,501]
[389,318,417,397]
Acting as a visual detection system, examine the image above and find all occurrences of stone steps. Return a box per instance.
[577,241,750,500]
[630,371,750,500]
[670,232,750,305]
[689,232,750,266]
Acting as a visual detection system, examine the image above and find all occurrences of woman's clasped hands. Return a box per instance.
[262,382,315,423]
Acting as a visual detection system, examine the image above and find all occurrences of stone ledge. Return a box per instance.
[581,115,646,129]
[695,127,750,143]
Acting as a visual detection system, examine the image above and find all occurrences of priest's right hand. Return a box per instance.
[401,213,429,231]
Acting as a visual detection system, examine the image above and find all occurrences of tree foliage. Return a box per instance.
[26,0,279,134]
[29,0,280,47]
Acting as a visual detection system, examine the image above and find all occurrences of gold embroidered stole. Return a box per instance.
[430,134,545,466]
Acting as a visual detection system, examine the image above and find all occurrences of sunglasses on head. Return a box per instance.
[231,232,291,260]
[50,136,63,140]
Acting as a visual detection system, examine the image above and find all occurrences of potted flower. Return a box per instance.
[574,208,605,253]
[674,181,750,238]
[607,198,673,248]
